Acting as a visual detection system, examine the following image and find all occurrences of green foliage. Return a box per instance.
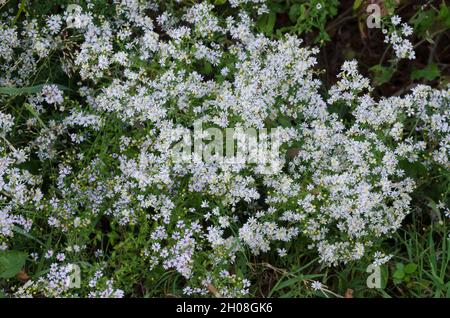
[411,64,440,81]
[393,262,418,284]
[370,65,395,86]
[389,222,450,297]
[257,11,277,36]
[255,0,339,43]
[0,84,69,96]
[0,250,27,279]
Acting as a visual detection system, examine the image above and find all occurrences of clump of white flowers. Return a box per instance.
[13,263,124,298]
[0,1,448,297]
[42,84,64,105]
[383,15,415,60]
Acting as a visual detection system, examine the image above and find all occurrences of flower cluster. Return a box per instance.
[0,1,448,297]
[383,15,415,60]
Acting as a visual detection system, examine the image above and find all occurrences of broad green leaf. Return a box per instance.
[404,263,418,274]
[380,264,389,289]
[0,250,28,279]
[289,4,303,22]
[257,12,277,36]
[411,64,440,81]
[266,12,277,35]
[369,65,394,86]
[393,270,405,280]
[412,10,436,36]
[395,262,405,272]
[257,14,268,33]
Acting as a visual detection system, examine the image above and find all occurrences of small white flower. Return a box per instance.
[401,23,413,37]
[391,15,402,25]
[311,281,323,290]
[277,248,287,257]
[56,253,65,262]
[42,85,64,105]
[45,250,54,259]
[444,208,450,218]
[46,15,62,34]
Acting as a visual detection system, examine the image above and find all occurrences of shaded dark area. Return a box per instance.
[267,0,450,95]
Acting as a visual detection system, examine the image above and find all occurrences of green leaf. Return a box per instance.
[257,14,267,34]
[399,160,428,179]
[412,10,436,36]
[277,116,293,128]
[393,278,402,285]
[269,2,286,14]
[404,263,418,274]
[439,3,450,27]
[24,103,47,129]
[257,12,277,36]
[411,64,440,81]
[13,0,28,24]
[380,264,389,289]
[0,250,28,279]
[446,281,450,298]
[353,0,363,10]
[395,262,405,273]
[369,65,394,86]
[289,4,303,22]
[214,0,227,5]
[202,61,213,75]
[393,270,405,280]
[266,12,277,35]
[0,84,68,96]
